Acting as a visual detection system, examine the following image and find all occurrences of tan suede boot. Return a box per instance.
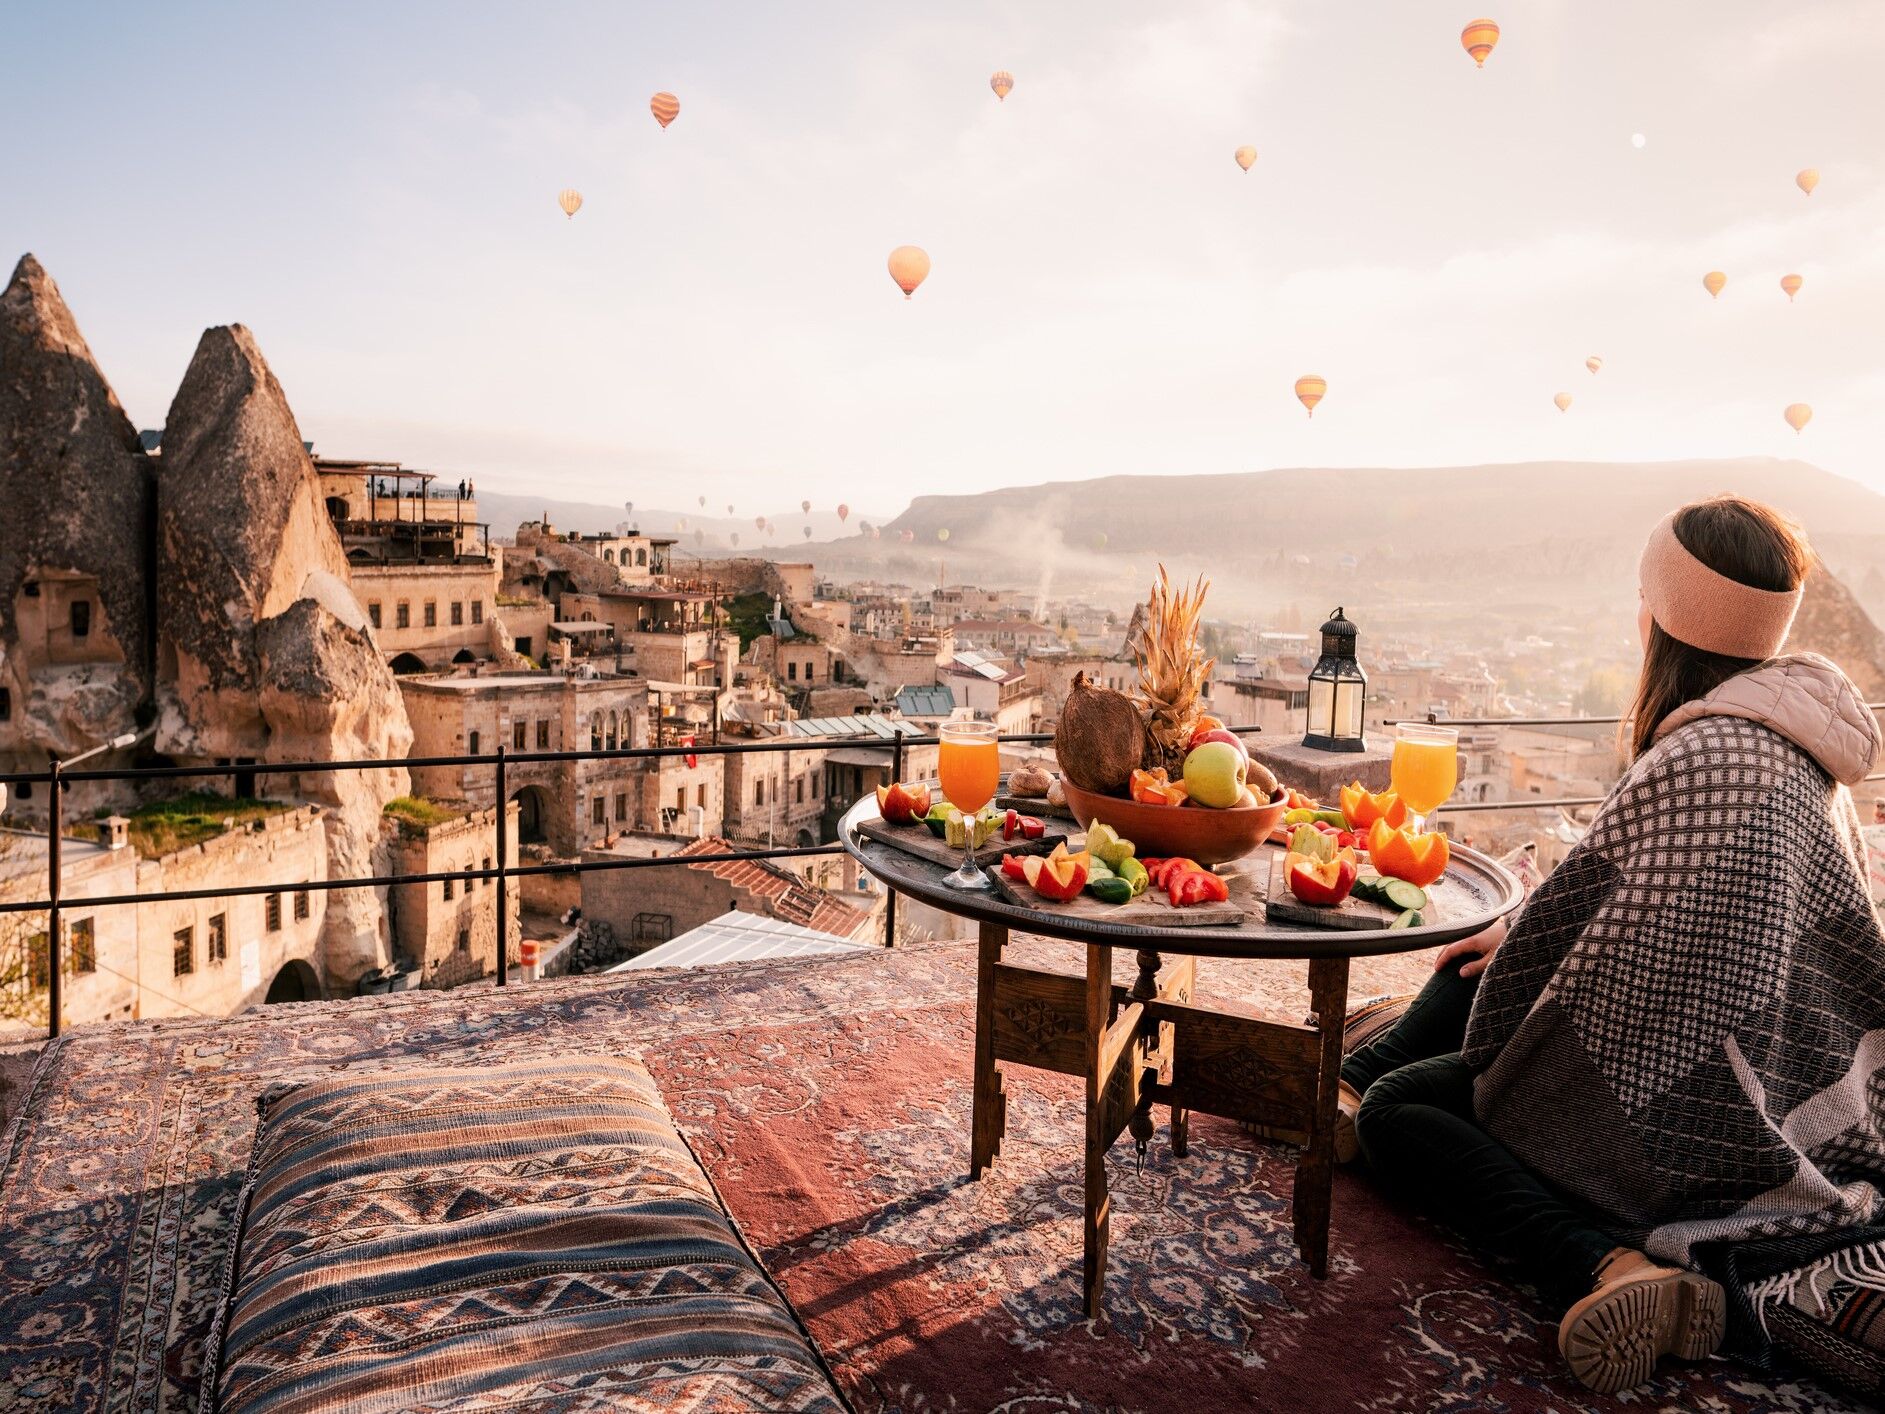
[1558,1247,1726,1394]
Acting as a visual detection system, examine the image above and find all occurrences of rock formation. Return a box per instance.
[1790,560,1885,703]
[155,324,412,986]
[0,255,153,762]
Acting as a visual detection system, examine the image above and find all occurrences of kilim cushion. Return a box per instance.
[203,1056,846,1413]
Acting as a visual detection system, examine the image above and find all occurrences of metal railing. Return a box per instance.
[7,703,1883,1040]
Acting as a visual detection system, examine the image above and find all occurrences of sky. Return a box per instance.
[5,0,1883,518]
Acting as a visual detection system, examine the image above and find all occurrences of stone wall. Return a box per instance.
[354,561,503,669]
[387,803,521,989]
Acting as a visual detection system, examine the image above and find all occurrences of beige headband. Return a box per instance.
[1638,513,1803,660]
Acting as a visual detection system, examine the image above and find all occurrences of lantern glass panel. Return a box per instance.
[1307,677,1335,738]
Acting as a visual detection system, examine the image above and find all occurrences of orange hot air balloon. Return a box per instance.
[1796,168,1819,197]
[1703,271,1727,299]
[1460,19,1500,67]
[1586,355,1603,375]
[1785,403,1813,433]
[650,92,681,129]
[557,188,583,218]
[888,245,930,299]
[1294,375,1327,418]
[1553,392,1573,413]
[837,503,850,522]
[1234,145,1258,172]
[1781,273,1804,302]
[990,71,1014,101]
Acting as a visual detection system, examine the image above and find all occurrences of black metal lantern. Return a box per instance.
[1303,607,1367,753]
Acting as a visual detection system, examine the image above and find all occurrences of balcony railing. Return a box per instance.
[6,706,1882,1040]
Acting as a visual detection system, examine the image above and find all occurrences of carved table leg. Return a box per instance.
[1127,950,1192,1158]
[970,921,1008,1179]
[1083,943,1114,1317]
[1292,955,1351,1278]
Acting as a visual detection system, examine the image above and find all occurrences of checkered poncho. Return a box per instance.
[1463,704,1885,1271]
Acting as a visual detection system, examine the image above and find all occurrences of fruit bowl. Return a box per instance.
[1059,778,1288,866]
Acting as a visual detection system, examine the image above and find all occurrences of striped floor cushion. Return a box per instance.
[204,1057,845,1413]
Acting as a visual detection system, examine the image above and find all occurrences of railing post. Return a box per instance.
[882,734,903,949]
[494,744,508,987]
[46,759,62,1040]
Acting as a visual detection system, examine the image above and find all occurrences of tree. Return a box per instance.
[1572,665,1632,718]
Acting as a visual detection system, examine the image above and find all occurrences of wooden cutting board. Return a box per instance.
[995,791,1076,822]
[1262,854,1439,930]
[992,864,1247,927]
[857,815,1069,870]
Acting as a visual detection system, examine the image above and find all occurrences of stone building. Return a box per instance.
[356,560,507,673]
[720,739,829,847]
[386,802,521,989]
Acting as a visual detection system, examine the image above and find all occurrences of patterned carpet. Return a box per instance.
[0,938,1861,1413]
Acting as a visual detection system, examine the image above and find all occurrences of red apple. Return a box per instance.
[1189,727,1248,759]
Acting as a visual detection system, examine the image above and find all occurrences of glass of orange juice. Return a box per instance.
[938,719,1000,890]
[1391,722,1459,834]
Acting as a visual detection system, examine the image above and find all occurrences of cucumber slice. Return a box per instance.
[1351,874,1390,904]
[1381,879,1429,912]
[1388,908,1424,929]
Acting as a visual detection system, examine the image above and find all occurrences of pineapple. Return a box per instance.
[1133,566,1214,777]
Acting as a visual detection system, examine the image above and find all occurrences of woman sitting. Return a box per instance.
[1340,495,1885,1395]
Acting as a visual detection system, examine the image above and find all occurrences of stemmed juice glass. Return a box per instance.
[1390,722,1459,834]
[937,719,1000,890]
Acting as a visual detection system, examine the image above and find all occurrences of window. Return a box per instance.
[536,719,549,749]
[423,601,437,628]
[27,931,48,989]
[796,780,805,805]
[443,875,454,900]
[787,661,798,682]
[468,729,481,755]
[697,785,707,809]
[674,787,686,815]
[294,890,309,922]
[605,711,618,751]
[754,780,765,807]
[207,913,227,965]
[805,661,815,682]
[173,926,194,977]
[70,600,91,638]
[368,602,382,629]
[591,796,606,826]
[266,894,282,932]
[481,855,492,887]
[590,715,602,752]
[451,601,464,626]
[69,918,96,974]
[603,549,615,563]
[456,929,470,953]
[0,686,9,721]
[515,636,532,656]
[811,774,819,799]
[635,549,646,567]
[614,793,628,822]
[470,601,483,625]
[512,720,526,750]
[395,601,410,629]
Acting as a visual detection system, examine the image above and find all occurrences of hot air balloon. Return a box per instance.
[871,527,882,540]
[754,515,766,530]
[731,533,740,547]
[937,529,951,543]
[803,526,813,540]
[1093,531,1109,550]
[1781,273,1804,302]
[1785,403,1813,433]
[1796,168,1819,197]
[900,530,915,544]
[1631,133,1647,149]
[990,71,1014,101]
[837,504,850,522]
[651,92,680,129]
[677,518,687,531]
[1586,355,1603,375]
[888,245,931,299]
[1235,145,1257,172]
[767,523,777,537]
[697,495,706,508]
[624,500,634,516]
[1460,18,1500,67]
[1703,271,1727,299]
[1554,392,1573,413]
[725,504,734,515]
[558,189,583,219]
[801,500,811,515]
[1294,375,1327,418]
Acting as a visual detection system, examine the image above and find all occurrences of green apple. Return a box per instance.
[1182,741,1248,809]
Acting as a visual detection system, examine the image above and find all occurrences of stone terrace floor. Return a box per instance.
[0,940,1861,1413]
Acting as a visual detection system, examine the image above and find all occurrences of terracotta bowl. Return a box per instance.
[1059,779,1288,867]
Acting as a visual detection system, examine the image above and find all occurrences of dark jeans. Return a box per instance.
[1344,959,1618,1311]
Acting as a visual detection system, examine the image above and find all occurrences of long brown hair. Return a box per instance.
[1626,496,1814,760]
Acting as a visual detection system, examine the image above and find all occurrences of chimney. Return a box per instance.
[104,815,130,850]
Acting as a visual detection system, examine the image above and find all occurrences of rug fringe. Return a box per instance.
[1746,1239,1885,1332]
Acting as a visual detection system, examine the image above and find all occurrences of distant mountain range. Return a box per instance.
[475,490,884,551]
[480,458,1885,625]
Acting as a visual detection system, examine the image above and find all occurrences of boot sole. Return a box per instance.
[1559,1270,1726,1395]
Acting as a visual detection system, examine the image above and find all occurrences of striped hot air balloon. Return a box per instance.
[1294,375,1327,418]
[650,92,681,129]
[1235,145,1258,172]
[990,71,1014,101]
[558,188,583,218]
[1703,271,1727,299]
[1586,355,1603,375]
[1460,19,1500,67]
[1781,273,1804,302]
[1554,392,1573,413]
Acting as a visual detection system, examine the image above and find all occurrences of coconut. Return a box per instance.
[1055,672,1150,796]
